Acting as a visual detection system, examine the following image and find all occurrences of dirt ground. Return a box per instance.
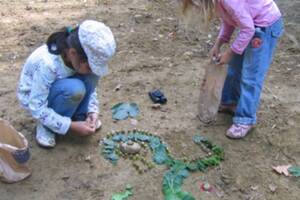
[0,0,299,200]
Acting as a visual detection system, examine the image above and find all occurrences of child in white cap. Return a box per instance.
[17,20,116,148]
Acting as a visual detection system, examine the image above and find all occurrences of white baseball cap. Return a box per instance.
[78,20,116,76]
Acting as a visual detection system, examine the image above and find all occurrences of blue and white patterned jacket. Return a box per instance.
[17,45,99,134]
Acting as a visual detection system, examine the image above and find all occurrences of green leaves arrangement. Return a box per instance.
[163,162,195,200]
[288,166,300,177]
[101,130,224,200]
[111,103,139,120]
[111,185,133,200]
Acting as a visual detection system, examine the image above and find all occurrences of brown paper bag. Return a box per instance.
[0,119,31,183]
[198,61,227,124]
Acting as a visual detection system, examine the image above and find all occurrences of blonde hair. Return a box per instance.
[178,0,216,34]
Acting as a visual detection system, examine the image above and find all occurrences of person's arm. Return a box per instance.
[28,64,95,135]
[209,20,235,60]
[217,19,235,46]
[222,0,255,55]
[28,64,72,135]
[87,90,99,114]
[86,90,99,128]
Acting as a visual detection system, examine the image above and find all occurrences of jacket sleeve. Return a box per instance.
[28,64,71,135]
[222,0,255,54]
[218,19,235,43]
[87,90,99,113]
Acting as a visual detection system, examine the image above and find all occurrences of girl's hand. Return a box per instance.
[209,45,221,62]
[70,121,95,136]
[217,48,234,65]
[86,112,98,129]
[209,38,225,63]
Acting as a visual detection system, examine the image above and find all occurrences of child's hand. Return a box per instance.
[86,112,98,129]
[217,48,234,65]
[70,121,95,136]
[209,38,227,64]
[209,45,220,61]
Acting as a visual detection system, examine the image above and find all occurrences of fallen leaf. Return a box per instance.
[272,165,292,176]
[111,103,139,120]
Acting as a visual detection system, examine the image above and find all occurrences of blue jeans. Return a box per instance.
[221,18,284,125]
[47,74,99,123]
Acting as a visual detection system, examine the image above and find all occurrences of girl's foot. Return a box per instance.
[218,104,236,115]
[36,123,56,148]
[226,124,253,139]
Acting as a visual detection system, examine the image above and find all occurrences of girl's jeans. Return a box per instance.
[47,74,99,122]
[221,18,284,125]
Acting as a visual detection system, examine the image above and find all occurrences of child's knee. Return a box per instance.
[66,79,86,102]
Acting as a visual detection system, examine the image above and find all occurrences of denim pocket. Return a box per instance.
[254,27,265,37]
[271,18,284,38]
[250,28,265,50]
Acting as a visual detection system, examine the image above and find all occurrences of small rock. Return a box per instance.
[175,72,184,76]
[134,13,152,23]
[251,185,259,191]
[183,51,193,60]
[167,32,176,40]
[120,141,141,154]
[130,118,138,126]
[200,182,213,192]
[269,184,277,193]
[167,17,175,21]
[62,176,70,180]
[134,14,143,23]
[114,84,122,91]
[25,6,32,10]
[216,191,224,198]
[160,115,166,119]
[287,119,295,126]
[84,155,91,162]
[151,103,161,109]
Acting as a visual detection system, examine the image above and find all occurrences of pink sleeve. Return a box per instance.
[218,20,235,43]
[223,1,255,55]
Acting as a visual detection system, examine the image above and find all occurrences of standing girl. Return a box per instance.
[180,0,284,138]
[17,20,116,147]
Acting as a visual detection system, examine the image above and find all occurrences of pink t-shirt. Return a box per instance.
[216,0,282,54]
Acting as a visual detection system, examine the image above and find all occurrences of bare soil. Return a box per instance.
[0,0,299,200]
